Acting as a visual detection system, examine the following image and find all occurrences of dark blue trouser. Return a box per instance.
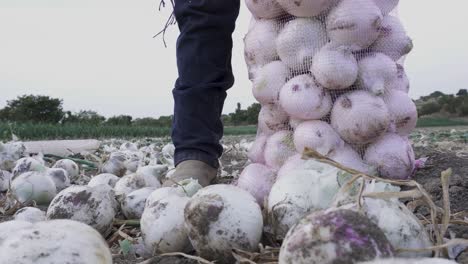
[172,0,240,169]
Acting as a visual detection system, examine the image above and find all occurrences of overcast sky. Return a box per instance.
[1,0,467,118]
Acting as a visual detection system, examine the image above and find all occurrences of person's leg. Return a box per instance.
[170,0,240,184]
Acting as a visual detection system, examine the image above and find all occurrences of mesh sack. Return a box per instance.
[242,0,416,181]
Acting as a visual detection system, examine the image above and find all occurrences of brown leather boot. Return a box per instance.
[162,160,217,187]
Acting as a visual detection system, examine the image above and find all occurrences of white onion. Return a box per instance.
[120,142,138,152]
[121,187,155,219]
[277,0,333,17]
[45,168,71,192]
[372,15,413,61]
[383,90,417,136]
[101,151,127,177]
[88,173,120,188]
[293,120,344,155]
[0,170,11,192]
[279,209,394,263]
[289,118,304,129]
[350,198,433,258]
[12,157,45,179]
[276,18,328,71]
[114,173,146,197]
[0,142,25,171]
[11,171,57,205]
[387,64,410,93]
[268,159,345,238]
[277,154,305,180]
[244,19,279,71]
[184,184,263,263]
[312,44,359,90]
[245,0,284,19]
[13,207,46,223]
[46,185,117,235]
[141,187,191,254]
[253,61,289,104]
[331,90,390,144]
[237,163,276,206]
[258,103,289,136]
[279,74,332,120]
[364,133,415,180]
[360,258,457,264]
[248,134,268,164]
[326,0,383,50]
[136,165,168,188]
[0,220,112,263]
[264,130,296,170]
[53,159,80,182]
[328,144,370,173]
[358,53,398,95]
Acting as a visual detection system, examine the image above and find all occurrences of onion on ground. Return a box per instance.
[46,185,117,235]
[11,171,57,205]
[184,184,263,263]
[121,187,156,219]
[136,165,168,188]
[53,159,79,182]
[0,170,11,192]
[12,157,46,179]
[13,207,46,223]
[141,187,192,254]
[114,173,146,197]
[0,220,112,264]
[46,168,70,192]
[88,173,120,188]
[279,209,394,264]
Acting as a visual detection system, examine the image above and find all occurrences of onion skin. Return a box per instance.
[331,90,390,144]
[364,133,415,180]
[279,74,332,120]
[237,163,276,206]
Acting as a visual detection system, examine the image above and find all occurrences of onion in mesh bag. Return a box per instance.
[258,103,289,136]
[276,18,328,71]
[358,53,398,96]
[276,0,334,18]
[331,90,390,144]
[383,90,417,136]
[247,134,268,164]
[264,130,296,170]
[245,0,284,19]
[326,0,383,50]
[373,0,399,16]
[244,19,279,73]
[311,43,359,90]
[279,74,332,120]
[364,133,415,180]
[387,64,410,93]
[293,120,344,155]
[237,163,276,206]
[372,15,413,61]
[253,61,289,104]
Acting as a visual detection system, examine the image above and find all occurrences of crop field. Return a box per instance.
[0,126,467,264]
